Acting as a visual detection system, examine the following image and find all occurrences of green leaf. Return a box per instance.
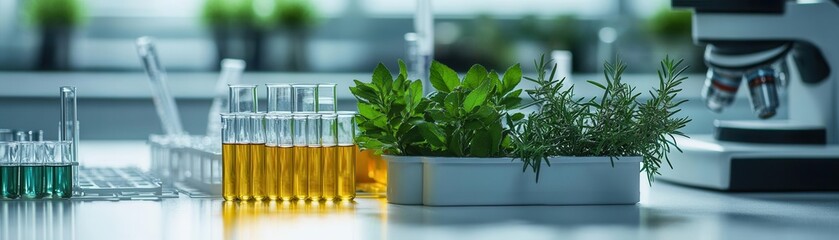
[502,64,522,94]
[372,63,392,91]
[462,64,488,90]
[469,130,491,157]
[357,104,384,120]
[463,79,493,112]
[443,92,459,116]
[419,122,446,148]
[430,61,460,92]
[398,59,408,79]
[408,80,423,108]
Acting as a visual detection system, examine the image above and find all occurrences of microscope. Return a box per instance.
[659,0,839,191]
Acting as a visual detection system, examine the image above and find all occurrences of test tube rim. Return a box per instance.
[291,83,318,88]
[228,84,258,88]
[266,83,293,87]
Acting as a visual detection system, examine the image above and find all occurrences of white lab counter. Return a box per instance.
[2,141,838,240]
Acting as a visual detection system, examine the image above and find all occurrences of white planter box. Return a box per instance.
[383,155,424,205]
[422,156,641,206]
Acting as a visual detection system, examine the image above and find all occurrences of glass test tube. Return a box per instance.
[48,141,73,198]
[321,114,339,200]
[292,114,309,200]
[235,113,252,200]
[136,37,186,135]
[229,85,258,113]
[0,142,19,199]
[43,141,56,197]
[292,84,317,113]
[307,114,323,200]
[317,84,337,113]
[267,84,293,112]
[19,142,46,199]
[206,59,246,136]
[250,113,267,201]
[336,113,357,201]
[221,113,237,201]
[266,113,295,201]
[59,86,79,192]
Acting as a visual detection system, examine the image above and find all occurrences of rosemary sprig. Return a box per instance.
[513,55,691,183]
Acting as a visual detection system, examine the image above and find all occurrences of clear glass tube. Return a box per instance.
[249,113,267,200]
[306,114,322,200]
[206,59,246,136]
[267,84,293,112]
[0,142,19,199]
[136,37,186,135]
[336,112,356,201]
[317,84,337,113]
[292,114,309,199]
[321,114,338,200]
[228,85,258,113]
[220,113,237,201]
[0,129,14,142]
[292,84,317,113]
[19,142,46,199]
[59,86,78,164]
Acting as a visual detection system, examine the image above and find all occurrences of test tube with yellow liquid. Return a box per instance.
[221,113,237,200]
[266,84,294,201]
[249,113,267,201]
[336,112,356,201]
[292,114,308,200]
[321,114,339,201]
[228,84,257,201]
[265,113,294,201]
[307,114,323,201]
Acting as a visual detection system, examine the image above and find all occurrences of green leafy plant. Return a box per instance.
[351,60,427,156]
[513,55,691,183]
[26,0,86,27]
[351,60,524,157]
[274,0,318,29]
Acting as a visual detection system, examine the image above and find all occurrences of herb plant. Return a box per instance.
[351,60,426,156]
[351,60,524,157]
[513,55,691,183]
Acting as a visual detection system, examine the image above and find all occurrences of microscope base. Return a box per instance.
[658,134,839,191]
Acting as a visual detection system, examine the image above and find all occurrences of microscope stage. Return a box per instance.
[658,135,839,191]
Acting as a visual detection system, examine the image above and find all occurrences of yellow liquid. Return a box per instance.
[338,145,356,201]
[235,144,251,200]
[370,151,387,184]
[265,146,280,200]
[322,146,338,200]
[278,146,294,201]
[251,144,267,201]
[355,147,374,184]
[222,144,237,201]
[308,146,323,201]
[293,146,308,199]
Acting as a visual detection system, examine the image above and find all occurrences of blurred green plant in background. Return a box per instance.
[646,9,692,43]
[25,0,86,70]
[202,0,318,71]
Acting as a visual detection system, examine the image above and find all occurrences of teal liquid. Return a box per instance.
[1,165,20,199]
[45,165,55,197]
[52,164,74,198]
[21,165,46,199]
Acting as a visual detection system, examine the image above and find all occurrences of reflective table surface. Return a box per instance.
[2,141,838,240]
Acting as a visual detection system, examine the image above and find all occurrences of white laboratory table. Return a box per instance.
[2,141,839,240]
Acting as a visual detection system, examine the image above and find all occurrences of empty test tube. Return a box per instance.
[317,84,337,113]
[229,85,258,113]
[136,37,186,136]
[267,84,293,113]
[292,84,317,113]
[207,59,246,136]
